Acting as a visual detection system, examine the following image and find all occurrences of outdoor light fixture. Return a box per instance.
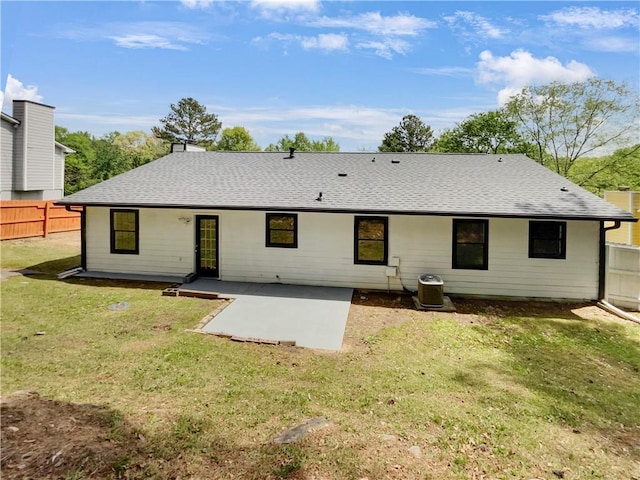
[178,216,192,224]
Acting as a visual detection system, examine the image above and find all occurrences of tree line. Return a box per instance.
[58,78,639,196]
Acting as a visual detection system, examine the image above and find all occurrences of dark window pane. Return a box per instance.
[111,209,138,254]
[269,216,294,231]
[530,221,565,259]
[270,231,294,245]
[358,240,384,262]
[453,220,488,269]
[266,213,297,247]
[115,231,136,251]
[457,222,485,243]
[532,239,561,255]
[532,222,560,239]
[355,217,387,265]
[113,212,135,231]
[456,244,485,268]
[358,220,385,240]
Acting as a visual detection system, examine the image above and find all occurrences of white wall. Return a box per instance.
[388,216,599,299]
[606,243,640,310]
[14,101,55,191]
[1,120,15,195]
[85,207,601,300]
[86,207,195,276]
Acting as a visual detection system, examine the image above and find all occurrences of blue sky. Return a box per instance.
[2,0,639,151]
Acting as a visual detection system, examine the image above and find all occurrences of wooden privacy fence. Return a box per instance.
[0,201,81,240]
[606,243,640,311]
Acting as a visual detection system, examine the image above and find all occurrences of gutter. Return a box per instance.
[598,220,622,301]
[51,201,638,223]
[65,205,86,270]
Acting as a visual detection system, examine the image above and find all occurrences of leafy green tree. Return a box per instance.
[265,132,339,152]
[310,136,340,152]
[568,145,640,196]
[216,126,261,151]
[92,132,132,181]
[432,110,533,154]
[152,97,221,149]
[57,128,168,194]
[378,114,434,152]
[113,130,168,167]
[56,128,97,194]
[505,78,639,177]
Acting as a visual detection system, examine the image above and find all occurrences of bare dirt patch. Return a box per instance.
[343,290,627,352]
[1,390,142,480]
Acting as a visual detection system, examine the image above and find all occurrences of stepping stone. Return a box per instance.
[273,417,331,444]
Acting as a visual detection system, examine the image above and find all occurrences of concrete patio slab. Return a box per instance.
[186,280,353,351]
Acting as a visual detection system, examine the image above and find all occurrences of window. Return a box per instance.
[266,213,298,248]
[453,219,488,270]
[354,216,388,265]
[529,221,566,259]
[110,209,139,254]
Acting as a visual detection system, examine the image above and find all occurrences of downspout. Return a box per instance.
[598,220,621,300]
[65,205,86,270]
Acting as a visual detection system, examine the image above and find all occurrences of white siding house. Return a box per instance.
[59,151,636,301]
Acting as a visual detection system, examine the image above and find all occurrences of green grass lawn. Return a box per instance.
[1,235,639,479]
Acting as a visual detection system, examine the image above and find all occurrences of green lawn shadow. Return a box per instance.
[473,312,640,455]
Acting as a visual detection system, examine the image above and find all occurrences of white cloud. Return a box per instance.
[59,21,208,50]
[356,38,410,59]
[311,11,436,36]
[109,34,189,51]
[1,74,44,112]
[301,33,348,52]
[409,66,473,77]
[54,101,494,152]
[305,11,435,58]
[256,32,348,53]
[540,6,639,30]
[584,36,639,53]
[180,0,214,9]
[252,10,434,58]
[476,49,595,105]
[55,112,159,128]
[208,103,487,150]
[250,0,320,18]
[445,11,508,40]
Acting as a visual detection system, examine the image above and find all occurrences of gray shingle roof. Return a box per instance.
[58,151,636,221]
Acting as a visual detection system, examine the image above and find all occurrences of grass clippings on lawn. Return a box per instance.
[1,232,639,480]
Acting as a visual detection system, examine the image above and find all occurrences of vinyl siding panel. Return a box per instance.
[54,146,65,191]
[85,207,600,300]
[1,120,15,193]
[86,207,195,276]
[21,103,55,190]
[634,194,640,246]
[13,102,26,190]
[386,216,598,299]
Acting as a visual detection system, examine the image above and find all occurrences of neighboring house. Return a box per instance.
[57,151,637,301]
[1,100,73,200]
[604,189,640,246]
